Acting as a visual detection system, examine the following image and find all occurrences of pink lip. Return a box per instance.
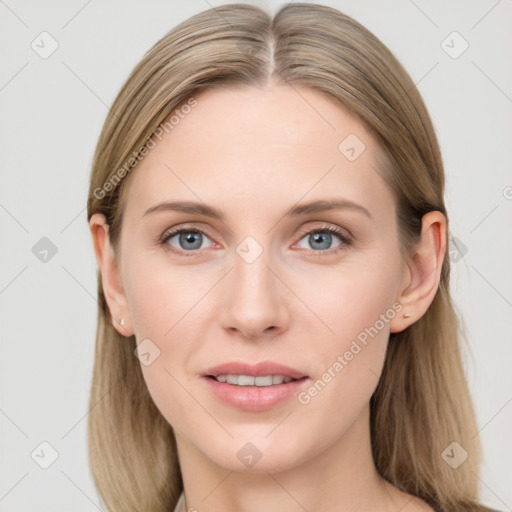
[202,376,309,412]
[202,360,307,380]
[201,360,310,412]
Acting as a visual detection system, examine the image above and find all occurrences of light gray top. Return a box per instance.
[173,491,185,512]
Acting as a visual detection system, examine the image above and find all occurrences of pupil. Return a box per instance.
[180,231,201,250]
[311,232,331,250]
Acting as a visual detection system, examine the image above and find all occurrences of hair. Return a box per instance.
[86,3,494,512]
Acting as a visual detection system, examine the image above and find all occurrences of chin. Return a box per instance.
[202,438,310,475]
[218,454,299,474]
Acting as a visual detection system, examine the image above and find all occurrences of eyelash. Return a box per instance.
[158,224,353,258]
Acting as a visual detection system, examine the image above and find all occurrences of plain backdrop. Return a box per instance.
[1,1,511,510]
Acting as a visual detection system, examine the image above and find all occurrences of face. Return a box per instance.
[114,84,408,472]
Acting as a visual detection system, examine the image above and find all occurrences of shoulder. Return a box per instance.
[385,483,502,512]
[403,500,503,512]
[402,500,504,512]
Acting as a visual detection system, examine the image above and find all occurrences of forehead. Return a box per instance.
[124,84,393,221]
[166,84,376,161]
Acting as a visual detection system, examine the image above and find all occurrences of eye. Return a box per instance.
[160,227,215,255]
[294,225,352,255]
[159,224,352,257]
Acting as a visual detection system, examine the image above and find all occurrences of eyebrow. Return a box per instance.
[142,198,372,220]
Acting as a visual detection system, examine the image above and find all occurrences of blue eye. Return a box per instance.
[161,229,214,254]
[295,226,351,255]
[159,224,352,257]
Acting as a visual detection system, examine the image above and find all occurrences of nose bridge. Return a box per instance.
[219,239,288,339]
[234,248,273,301]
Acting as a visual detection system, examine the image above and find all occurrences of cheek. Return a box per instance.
[121,253,212,429]
[123,250,202,339]
[296,248,402,399]
[301,252,401,349]
[285,262,400,458]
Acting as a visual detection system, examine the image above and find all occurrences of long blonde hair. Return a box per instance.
[87,3,492,511]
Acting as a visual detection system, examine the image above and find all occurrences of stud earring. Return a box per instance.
[111,316,125,326]
[403,313,411,319]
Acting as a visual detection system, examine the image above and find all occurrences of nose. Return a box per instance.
[218,250,290,341]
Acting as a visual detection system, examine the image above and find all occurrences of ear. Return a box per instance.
[89,213,133,337]
[390,211,447,333]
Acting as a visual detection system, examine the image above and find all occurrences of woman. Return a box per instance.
[87,3,499,511]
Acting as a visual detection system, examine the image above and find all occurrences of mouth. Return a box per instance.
[201,361,310,411]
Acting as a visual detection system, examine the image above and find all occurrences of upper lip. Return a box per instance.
[203,361,308,380]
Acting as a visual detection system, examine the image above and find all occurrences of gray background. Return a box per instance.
[1,0,511,510]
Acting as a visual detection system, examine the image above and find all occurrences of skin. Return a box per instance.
[90,84,446,512]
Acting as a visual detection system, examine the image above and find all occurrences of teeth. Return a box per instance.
[214,374,295,386]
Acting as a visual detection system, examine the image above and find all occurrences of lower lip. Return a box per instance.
[202,376,310,412]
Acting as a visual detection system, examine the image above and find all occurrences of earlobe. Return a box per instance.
[89,213,133,337]
[390,211,447,333]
